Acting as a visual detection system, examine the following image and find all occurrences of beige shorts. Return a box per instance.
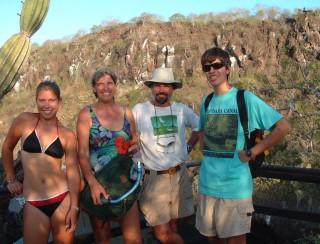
[139,164,194,226]
[195,193,254,238]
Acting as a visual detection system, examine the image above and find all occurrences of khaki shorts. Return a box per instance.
[139,164,194,226]
[195,193,254,238]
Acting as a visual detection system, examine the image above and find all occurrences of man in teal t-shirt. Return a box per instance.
[195,47,291,244]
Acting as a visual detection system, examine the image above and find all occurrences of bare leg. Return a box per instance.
[119,202,142,244]
[51,194,76,244]
[89,215,111,244]
[23,202,51,244]
[153,222,184,244]
[169,219,178,233]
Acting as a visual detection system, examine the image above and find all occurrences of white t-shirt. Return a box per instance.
[133,101,199,170]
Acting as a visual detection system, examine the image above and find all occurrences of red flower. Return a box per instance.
[115,137,132,154]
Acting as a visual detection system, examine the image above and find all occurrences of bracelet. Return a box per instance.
[6,178,17,184]
[70,205,79,212]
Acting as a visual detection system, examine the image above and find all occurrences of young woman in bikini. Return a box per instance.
[2,81,81,244]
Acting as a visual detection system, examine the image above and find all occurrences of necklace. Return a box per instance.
[153,103,174,134]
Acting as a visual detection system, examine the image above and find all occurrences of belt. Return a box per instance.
[145,165,181,175]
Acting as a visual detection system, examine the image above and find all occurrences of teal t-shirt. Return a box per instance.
[198,87,283,198]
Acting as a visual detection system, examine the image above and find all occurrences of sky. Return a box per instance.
[0,0,319,47]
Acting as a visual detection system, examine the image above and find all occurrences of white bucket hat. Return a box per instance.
[144,67,182,89]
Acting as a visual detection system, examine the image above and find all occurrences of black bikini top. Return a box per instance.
[22,116,64,159]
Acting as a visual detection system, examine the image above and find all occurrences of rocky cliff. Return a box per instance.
[2,9,319,167]
[18,9,319,87]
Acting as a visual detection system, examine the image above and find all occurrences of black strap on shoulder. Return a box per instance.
[204,92,214,112]
[237,89,251,149]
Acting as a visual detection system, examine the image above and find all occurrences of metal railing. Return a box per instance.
[1,161,320,243]
[186,161,320,223]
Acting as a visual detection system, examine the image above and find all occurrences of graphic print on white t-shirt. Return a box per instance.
[151,115,178,153]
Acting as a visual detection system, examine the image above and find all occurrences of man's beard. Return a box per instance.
[154,93,169,104]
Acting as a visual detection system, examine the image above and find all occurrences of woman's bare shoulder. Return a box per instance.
[58,125,77,144]
[77,105,91,118]
[18,111,37,118]
[13,112,38,124]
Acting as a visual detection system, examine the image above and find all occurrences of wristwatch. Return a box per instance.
[187,144,193,154]
[246,149,253,159]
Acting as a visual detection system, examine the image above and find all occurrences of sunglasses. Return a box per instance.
[202,62,226,72]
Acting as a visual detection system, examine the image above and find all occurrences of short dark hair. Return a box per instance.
[36,80,61,100]
[91,67,117,86]
[91,67,118,97]
[201,47,231,67]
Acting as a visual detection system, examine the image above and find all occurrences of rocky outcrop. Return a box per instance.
[17,10,319,88]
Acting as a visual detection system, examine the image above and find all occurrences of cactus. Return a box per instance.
[20,0,50,37]
[0,33,30,98]
[0,0,50,100]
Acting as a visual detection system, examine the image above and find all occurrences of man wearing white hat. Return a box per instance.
[133,67,199,243]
